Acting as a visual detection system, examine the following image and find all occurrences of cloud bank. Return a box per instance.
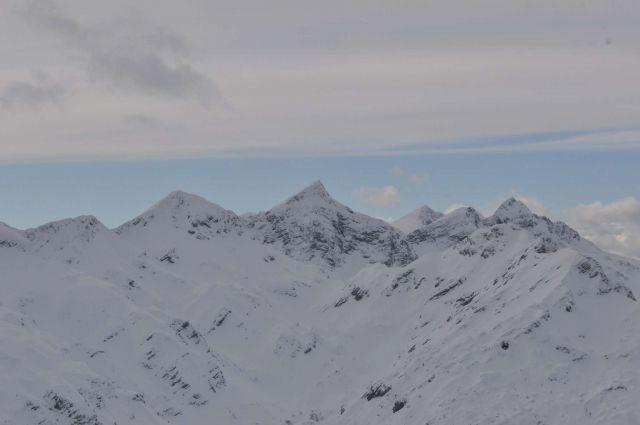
[569,197,640,260]
[0,0,639,161]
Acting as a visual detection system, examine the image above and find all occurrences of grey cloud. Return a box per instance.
[87,49,217,103]
[1,0,638,161]
[23,0,220,104]
[1,80,65,109]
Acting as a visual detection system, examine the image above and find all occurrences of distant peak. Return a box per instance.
[35,215,105,230]
[418,204,442,216]
[150,190,230,214]
[23,215,109,247]
[447,206,481,217]
[159,190,204,204]
[392,204,443,233]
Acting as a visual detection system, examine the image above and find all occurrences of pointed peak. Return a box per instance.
[295,180,330,197]
[492,197,533,219]
[282,181,335,207]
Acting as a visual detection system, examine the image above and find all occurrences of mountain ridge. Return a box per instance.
[1,182,638,425]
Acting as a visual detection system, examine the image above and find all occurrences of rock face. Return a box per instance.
[1,184,639,425]
[247,181,416,270]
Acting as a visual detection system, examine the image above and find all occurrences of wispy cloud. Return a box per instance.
[353,185,401,208]
[443,203,466,214]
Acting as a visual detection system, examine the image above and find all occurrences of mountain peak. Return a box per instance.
[392,205,443,233]
[154,190,219,210]
[135,190,236,221]
[266,181,344,215]
[488,197,534,225]
[284,181,333,205]
[24,215,110,251]
[497,197,531,213]
[116,190,239,238]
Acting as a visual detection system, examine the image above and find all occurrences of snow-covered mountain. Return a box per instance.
[1,183,639,425]
[246,181,415,276]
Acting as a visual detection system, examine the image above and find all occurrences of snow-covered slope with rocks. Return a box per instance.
[1,184,639,425]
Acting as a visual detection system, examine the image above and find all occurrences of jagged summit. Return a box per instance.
[392,205,443,234]
[483,198,581,242]
[406,206,483,248]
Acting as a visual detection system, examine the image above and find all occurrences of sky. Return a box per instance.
[0,0,639,258]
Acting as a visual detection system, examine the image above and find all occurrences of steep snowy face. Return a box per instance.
[326,228,640,425]
[248,181,416,272]
[406,206,483,249]
[116,190,241,241]
[392,205,443,234]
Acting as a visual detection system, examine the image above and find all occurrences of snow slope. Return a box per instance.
[1,184,639,425]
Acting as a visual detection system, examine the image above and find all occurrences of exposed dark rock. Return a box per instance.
[392,399,407,413]
[363,383,392,401]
